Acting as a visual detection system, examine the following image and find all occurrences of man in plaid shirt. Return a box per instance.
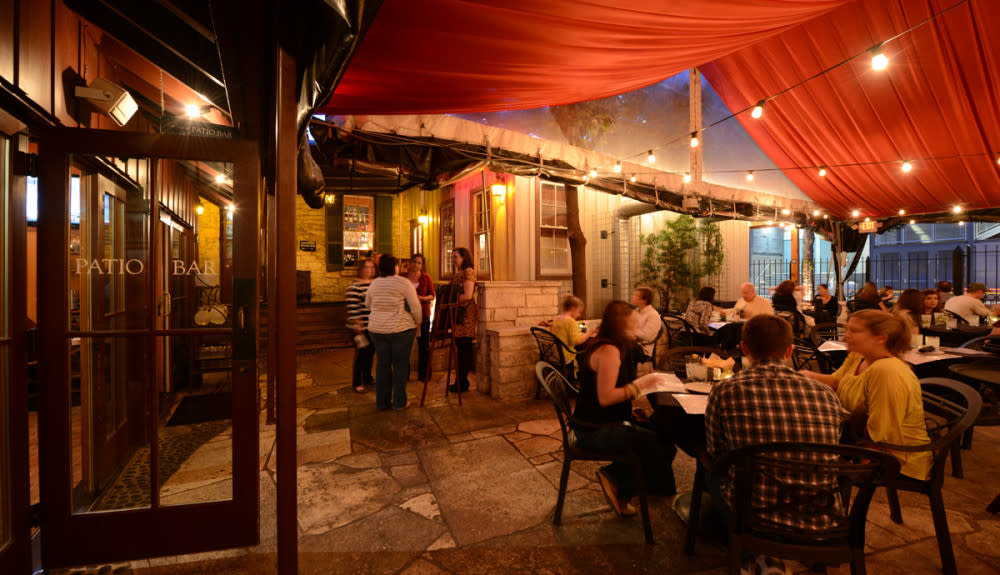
[704,314,845,531]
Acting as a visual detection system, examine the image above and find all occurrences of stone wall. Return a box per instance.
[474,281,561,399]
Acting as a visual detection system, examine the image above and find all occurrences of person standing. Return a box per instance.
[449,247,478,393]
[366,255,422,410]
[407,253,435,380]
[346,258,376,393]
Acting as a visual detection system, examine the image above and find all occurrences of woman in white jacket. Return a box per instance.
[365,254,422,410]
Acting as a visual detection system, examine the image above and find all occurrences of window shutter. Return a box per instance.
[326,199,344,271]
[375,195,393,254]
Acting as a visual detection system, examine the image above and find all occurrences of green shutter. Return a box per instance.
[326,199,344,271]
[375,195,393,255]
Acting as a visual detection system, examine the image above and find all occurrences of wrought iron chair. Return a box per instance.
[534,361,653,544]
[944,309,969,325]
[775,308,808,338]
[880,378,982,575]
[661,313,697,349]
[693,442,900,575]
[812,322,846,345]
[791,337,837,374]
[529,326,579,397]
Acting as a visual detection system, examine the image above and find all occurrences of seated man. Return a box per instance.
[944,282,1000,323]
[631,287,661,362]
[704,315,844,539]
[730,282,774,320]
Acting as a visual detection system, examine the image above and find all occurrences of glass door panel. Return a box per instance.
[38,130,258,568]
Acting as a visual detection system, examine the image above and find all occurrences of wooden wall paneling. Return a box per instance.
[52,1,82,126]
[0,0,14,81]
[17,0,53,115]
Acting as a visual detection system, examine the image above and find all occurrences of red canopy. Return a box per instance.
[323,0,1000,218]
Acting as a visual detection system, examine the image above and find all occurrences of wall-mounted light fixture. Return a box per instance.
[417,213,429,225]
[491,179,506,202]
[195,204,205,216]
[324,193,336,205]
[74,77,138,127]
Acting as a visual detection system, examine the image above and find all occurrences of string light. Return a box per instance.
[589,168,598,178]
[909,219,916,225]
[898,208,906,216]
[647,150,656,164]
[630,175,637,183]
[818,167,827,177]
[871,47,889,71]
[683,172,692,183]
[823,214,829,219]
[952,205,962,214]
[215,174,226,184]
[851,210,860,217]
[812,210,820,216]
[690,133,699,148]
[901,161,913,173]
[781,208,790,215]
[745,170,754,182]
[613,161,622,173]
[751,101,764,119]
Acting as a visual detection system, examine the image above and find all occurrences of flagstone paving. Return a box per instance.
[49,347,1000,575]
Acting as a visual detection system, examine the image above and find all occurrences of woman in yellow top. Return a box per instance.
[548,295,593,367]
[800,309,932,480]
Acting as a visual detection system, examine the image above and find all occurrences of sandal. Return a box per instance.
[596,470,636,517]
[353,385,367,393]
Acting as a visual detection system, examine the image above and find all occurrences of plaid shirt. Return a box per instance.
[705,360,845,530]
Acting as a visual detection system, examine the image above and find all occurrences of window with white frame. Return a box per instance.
[539,180,570,276]
[473,190,491,274]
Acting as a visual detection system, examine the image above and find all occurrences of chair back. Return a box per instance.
[529,327,578,390]
[662,313,696,348]
[915,378,982,488]
[775,309,807,336]
[959,335,1000,355]
[811,322,845,344]
[663,346,728,378]
[721,442,899,549]
[945,309,970,325]
[792,337,836,374]
[535,361,576,447]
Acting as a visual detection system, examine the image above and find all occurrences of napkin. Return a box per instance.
[702,353,735,369]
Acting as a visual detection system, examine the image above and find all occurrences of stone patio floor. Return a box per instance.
[106,347,1000,575]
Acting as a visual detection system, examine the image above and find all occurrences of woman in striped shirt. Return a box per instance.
[346,259,376,393]
[366,254,422,410]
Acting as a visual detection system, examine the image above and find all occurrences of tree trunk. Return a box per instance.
[566,185,587,302]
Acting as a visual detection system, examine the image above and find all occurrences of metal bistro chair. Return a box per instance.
[529,326,580,398]
[708,442,900,575]
[812,322,846,345]
[947,335,1000,460]
[880,378,982,575]
[534,361,654,544]
[661,313,697,349]
[944,309,970,325]
[663,346,730,379]
[791,337,838,374]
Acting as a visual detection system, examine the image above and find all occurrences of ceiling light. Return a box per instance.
[647,150,656,164]
[683,173,691,183]
[745,171,754,182]
[898,208,906,216]
[851,209,860,217]
[871,46,889,71]
[751,102,764,119]
[901,161,912,173]
[818,167,827,177]
[613,161,622,173]
[952,205,962,214]
[690,133,699,148]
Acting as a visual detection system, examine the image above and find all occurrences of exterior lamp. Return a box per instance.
[417,214,429,225]
[491,181,506,202]
[227,204,235,214]
[324,193,336,205]
[195,204,205,216]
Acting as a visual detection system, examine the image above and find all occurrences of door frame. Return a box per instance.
[37,128,259,567]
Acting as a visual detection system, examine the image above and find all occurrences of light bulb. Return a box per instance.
[812,210,820,216]
[851,210,860,217]
[766,220,773,226]
[195,204,205,216]
[647,150,655,164]
[215,174,226,184]
[909,219,915,225]
[781,208,790,215]
[185,104,201,118]
[959,220,965,226]
[823,214,829,219]
[751,103,763,119]
[227,204,235,214]
[683,173,691,183]
[690,134,699,148]
[417,214,429,225]
[614,161,622,173]
[996,154,1000,165]
[583,174,589,182]
[589,168,597,178]
[864,217,870,222]
[745,171,754,182]
[901,161,912,173]
[952,205,962,213]
[871,52,889,71]
[818,167,827,177]
[898,209,905,216]
[630,175,637,183]
[324,193,335,205]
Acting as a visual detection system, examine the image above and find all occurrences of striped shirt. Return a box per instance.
[365,275,422,334]
[705,360,845,530]
[345,280,371,330]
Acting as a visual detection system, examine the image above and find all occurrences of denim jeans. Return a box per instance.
[370,329,416,410]
[574,420,676,501]
[352,331,375,389]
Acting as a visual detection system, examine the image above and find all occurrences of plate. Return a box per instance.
[683,382,713,394]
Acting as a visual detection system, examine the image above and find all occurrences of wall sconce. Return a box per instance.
[195,204,205,216]
[491,180,506,202]
[74,77,138,127]
[417,213,429,225]
[324,193,336,205]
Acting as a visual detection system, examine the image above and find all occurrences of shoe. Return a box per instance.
[756,555,790,575]
[596,470,634,517]
[353,385,367,393]
[447,383,470,393]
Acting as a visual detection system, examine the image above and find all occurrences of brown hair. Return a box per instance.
[856,282,879,302]
[921,289,942,313]
[561,295,584,312]
[774,280,796,296]
[590,300,636,353]
[634,287,653,305]
[740,314,793,360]
[453,247,474,270]
[891,288,923,326]
[850,309,912,356]
[696,286,716,301]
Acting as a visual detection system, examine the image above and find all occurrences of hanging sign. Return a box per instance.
[162,117,240,139]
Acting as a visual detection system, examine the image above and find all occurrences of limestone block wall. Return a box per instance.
[475,280,561,399]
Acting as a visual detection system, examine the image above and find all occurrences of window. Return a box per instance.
[410,219,423,256]
[538,181,570,276]
[440,200,455,277]
[473,190,491,275]
[326,195,375,270]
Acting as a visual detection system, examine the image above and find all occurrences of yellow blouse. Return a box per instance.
[549,317,583,364]
[833,353,932,480]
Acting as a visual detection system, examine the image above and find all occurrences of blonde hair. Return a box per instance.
[561,295,584,313]
[850,309,912,356]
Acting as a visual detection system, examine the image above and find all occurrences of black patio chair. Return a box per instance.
[534,361,653,544]
[880,378,982,575]
[775,308,808,338]
[661,313,697,349]
[812,322,846,345]
[685,442,899,575]
[529,326,579,398]
[945,336,1000,466]
[791,337,837,374]
[635,320,666,371]
[944,309,969,325]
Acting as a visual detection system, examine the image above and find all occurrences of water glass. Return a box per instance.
[924,335,940,349]
[946,318,958,330]
[934,313,947,327]
[920,314,932,328]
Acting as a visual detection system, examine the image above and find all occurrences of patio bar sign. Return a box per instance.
[75,258,217,275]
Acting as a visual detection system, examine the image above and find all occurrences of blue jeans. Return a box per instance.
[352,331,375,388]
[370,329,416,410]
[574,421,676,501]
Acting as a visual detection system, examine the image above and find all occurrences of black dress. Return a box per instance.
[812,295,840,323]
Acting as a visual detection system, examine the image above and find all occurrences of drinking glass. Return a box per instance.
[921,314,932,328]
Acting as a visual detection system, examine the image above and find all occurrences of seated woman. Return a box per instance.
[812,283,840,323]
[800,310,932,480]
[772,279,813,334]
[891,288,924,334]
[684,286,717,338]
[852,281,883,312]
[922,289,942,316]
[548,295,592,369]
[573,301,677,516]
